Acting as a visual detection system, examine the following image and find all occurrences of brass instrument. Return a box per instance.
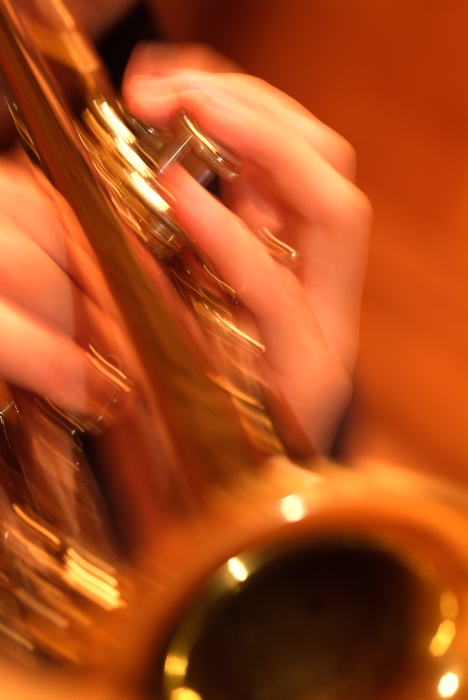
[0,1,468,698]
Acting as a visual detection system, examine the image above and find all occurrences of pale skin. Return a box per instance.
[0,15,371,453]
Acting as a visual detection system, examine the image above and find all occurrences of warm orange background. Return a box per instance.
[153,0,468,484]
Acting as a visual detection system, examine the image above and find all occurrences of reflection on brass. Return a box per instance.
[430,619,456,657]
[22,18,100,73]
[176,111,242,181]
[159,533,466,700]
[2,0,468,699]
[43,344,136,436]
[0,384,129,669]
[256,225,301,266]
[439,673,460,698]
[440,591,459,619]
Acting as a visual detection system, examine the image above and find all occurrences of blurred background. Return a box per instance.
[149,0,468,484]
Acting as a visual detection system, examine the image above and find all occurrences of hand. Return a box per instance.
[123,44,371,453]
[0,148,130,421]
[0,43,240,424]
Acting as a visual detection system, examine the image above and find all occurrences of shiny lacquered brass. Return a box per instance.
[1,0,468,699]
[112,460,467,700]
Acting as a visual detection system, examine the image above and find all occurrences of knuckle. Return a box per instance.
[335,180,373,233]
[321,129,357,180]
[305,119,358,180]
[335,136,358,180]
[353,187,373,229]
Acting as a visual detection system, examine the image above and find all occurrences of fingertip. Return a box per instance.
[123,71,215,127]
[123,75,178,127]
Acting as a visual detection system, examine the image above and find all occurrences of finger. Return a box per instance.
[160,163,320,331]
[0,154,68,268]
[125,77,357,222]
[160,164,352,452]
[0,200,136,418]
[160,161,336,372]
[184,71,357,180]
[154,90,370,364]
[0,221,76,335]
[217,163,287,243]
[0,154,124,320]
[124,70,356,179]
[0,295,131,421]
[0,215,126,363]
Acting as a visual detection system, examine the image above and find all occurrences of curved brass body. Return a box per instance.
[0,1,467,698]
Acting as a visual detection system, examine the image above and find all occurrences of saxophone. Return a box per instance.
[0,1,468,698]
